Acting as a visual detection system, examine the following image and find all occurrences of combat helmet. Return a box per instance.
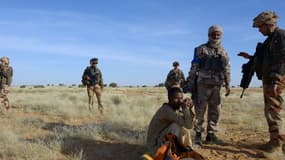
[0,57,9,66]
[173,61,180,67]
[90,57,98,64]
[253,11,279,28]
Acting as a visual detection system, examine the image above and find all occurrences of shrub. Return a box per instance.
[109,82,118,88]
[78,84,85,88]
[155,83,164,87]
[20,85,26,88]
[33,85,45,88]
[111,95,122,106]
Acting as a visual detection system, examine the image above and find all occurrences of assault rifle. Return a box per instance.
[82,68,97,86]
[239,42,263,98]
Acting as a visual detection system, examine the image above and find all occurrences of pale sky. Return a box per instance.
[1,0,285,86]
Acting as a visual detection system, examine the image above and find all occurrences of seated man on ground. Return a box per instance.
[146,87,195,152]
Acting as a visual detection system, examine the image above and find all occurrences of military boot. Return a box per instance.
[259,140,284,160]
[98,105,103,114]
[194,132,202,146]
[262,147,284,160]
[205,133,223,144]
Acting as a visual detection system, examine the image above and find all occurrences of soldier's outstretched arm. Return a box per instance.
[238,52,252,59]
[224,51,231,96]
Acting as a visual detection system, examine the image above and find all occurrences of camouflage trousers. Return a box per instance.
[263,82,285,143]
[87,84,103,112]
[156,123,192,149]
[194,84,221,133]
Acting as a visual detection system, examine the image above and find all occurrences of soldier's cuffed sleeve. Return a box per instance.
[223,51,231,89]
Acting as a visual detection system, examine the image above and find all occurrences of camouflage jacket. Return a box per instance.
[260,28,285,84]
[0,66,13,86]
[187,43,231,88]
[82,67,103,87]
[164,68,185,89]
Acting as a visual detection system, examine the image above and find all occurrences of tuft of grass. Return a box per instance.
[110,95,123,106]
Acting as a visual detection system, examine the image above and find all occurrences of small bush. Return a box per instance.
[111,95,122,106]
[20,85,26,88]
[155,83,164,87]
[78,84,85,88]
[33,85,45,88]
[109,82,118,88]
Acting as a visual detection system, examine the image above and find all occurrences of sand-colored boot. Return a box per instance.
[259,140,284,160]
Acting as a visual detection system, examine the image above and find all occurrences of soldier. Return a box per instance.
[82,58,104,113]
[186,25,231,146]
[238,11,285,158]
[0,56,13,110]
[164,61,185,91]
[146,87,195,151]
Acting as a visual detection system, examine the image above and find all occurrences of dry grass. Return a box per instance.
[0,86,283,160]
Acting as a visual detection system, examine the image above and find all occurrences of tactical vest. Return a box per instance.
[83,67,101,86]
[0,66,13,87]
[169,70,184,82]
[165,69,185,89]
[197,46,227,86]
[199,55,226,72]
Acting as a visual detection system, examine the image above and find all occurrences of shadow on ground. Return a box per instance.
[61,136,146,160]
[41,122,146,160]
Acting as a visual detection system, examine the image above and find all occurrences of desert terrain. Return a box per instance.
[0,86,284,160]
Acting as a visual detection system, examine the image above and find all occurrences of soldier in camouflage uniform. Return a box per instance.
[186,25,231,146]
[82,58,104,113]
[238,11,285,158]
[165,61,185,91]
[0,57,13,110]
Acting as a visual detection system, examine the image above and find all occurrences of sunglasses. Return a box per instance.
[211,33,221,37]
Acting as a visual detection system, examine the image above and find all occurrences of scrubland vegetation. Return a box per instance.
[0,87,283,160]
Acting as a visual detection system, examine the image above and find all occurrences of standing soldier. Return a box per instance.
[82,58,104,113]
[165,61,185,91]
[0,57,13,110]
[186,25,231,146]
[238,11,285,158]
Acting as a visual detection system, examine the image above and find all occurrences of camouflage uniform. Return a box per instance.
[186,25,230,143]
[0,57,13,109]
[82,58,104,112]
[252,11,285,155]
[165,62,185,90]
